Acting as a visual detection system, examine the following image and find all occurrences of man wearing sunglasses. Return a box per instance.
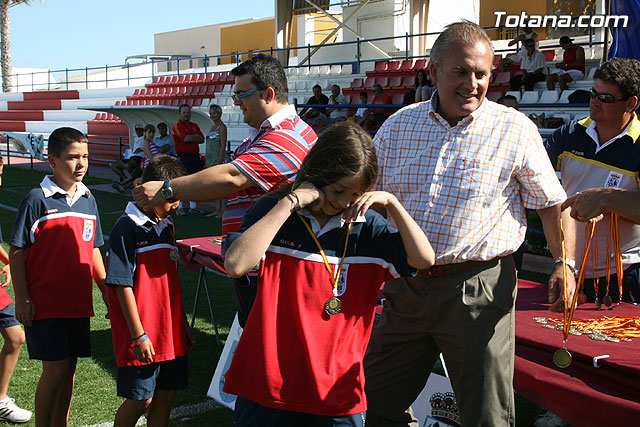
[546,57,640,306]
[133,54,317,326]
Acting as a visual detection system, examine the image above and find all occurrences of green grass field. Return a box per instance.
[0,165,546,426]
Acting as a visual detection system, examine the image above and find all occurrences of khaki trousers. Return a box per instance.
[364,257,517,427]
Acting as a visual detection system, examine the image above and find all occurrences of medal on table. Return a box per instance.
[297,212,352,316]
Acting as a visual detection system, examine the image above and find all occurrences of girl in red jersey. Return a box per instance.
[224,122,434,426]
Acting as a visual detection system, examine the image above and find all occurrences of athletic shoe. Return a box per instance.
[0,397,32,423]
[534,410,570,427]
[176,207,190,216]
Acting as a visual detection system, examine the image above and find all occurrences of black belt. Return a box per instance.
[417,258,499,279]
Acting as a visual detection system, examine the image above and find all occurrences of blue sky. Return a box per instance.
[10,0,275,71]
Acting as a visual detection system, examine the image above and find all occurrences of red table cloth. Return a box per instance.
[514,279,640,426]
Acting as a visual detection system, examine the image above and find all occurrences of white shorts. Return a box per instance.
[549,69,584,81]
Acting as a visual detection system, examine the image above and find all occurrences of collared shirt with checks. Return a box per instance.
[374,92,566,265]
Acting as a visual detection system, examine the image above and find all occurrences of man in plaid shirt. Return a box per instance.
[364,22,576,427]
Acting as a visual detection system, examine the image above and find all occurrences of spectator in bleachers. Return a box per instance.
[546,57,640,305]
[205,104,227,217]
[360,83,392,131]
[154,122,175,156]
[113,125,159,193]
[414,69,433,102]
[546,36,585,91]
[354,91,369,125]
[325,84,348,124]
[173,103,205,215]
[497,94,519,109]
[109,123,144,187]
[498,27,540,71]
[299,84,329,127]
[133,53,317,328]
[509,39,547,91]
[141,124,159,170]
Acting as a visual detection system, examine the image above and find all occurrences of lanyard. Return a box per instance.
[297,213,352,296]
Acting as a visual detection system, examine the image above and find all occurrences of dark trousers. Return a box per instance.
[510,72,546,91]
[364,257,517,427]
[232,397,365,427]
[583,262,640,304]
[234,275,258,328]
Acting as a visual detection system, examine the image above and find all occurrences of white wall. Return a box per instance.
[424,0,480,51]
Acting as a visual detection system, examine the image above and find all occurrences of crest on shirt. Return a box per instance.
[82,219,94,242]
[604,171,623,188]
[334,264,349,296]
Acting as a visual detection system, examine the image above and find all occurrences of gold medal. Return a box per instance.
[297,213,352,317]
[324,297,342,315]
[169,248,179,262]
[553,348,572,368]
[603,294,613,307]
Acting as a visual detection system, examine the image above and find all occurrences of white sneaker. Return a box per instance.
[0,397,32,423]
[534,410,570,427]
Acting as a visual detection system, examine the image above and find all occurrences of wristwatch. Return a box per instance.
[161,180,176,202]
[555,257,577,276]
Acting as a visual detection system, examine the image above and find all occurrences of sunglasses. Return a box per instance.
[232,88,259,102]
[590,88,626,104]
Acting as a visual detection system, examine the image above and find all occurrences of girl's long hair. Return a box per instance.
[269,121,378,199]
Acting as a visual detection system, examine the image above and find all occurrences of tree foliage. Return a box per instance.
[0,1,39,92]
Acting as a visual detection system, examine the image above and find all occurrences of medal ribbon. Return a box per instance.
[297,213,352,296]
[561,218,596,343]
[611,213,623,298]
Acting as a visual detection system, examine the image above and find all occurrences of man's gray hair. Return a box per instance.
[430,21,494,66]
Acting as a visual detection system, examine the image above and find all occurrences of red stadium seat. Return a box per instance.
[389,76,403,89]
[400,75,415,89]
[350,78,364,89]
[385,61,401,73]
[413,59,426,70]
[542,50,556,61]
[375,61,388,72]
[492,71,510,85]
[391,94,404,105]
[376,77,388,88]
[364,77,376,88]
[400,59,414,71]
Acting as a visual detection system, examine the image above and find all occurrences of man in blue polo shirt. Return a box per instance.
[546,57,640,305]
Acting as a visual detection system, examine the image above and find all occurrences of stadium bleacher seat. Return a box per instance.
[520,91,540,104]
[539,90,559,104]
[374,61,388,73]
[504,91,521,103]
[542,50,557,61]
[385,61,401,73]
[558,89,577,103]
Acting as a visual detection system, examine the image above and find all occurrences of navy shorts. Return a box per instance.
[25,318,91,361]
[232,397,366,427]
[0,304,20,328]
[117,356,188,401]
[177,153,204,175]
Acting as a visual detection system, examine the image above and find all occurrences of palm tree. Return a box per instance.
[0,0,40,92]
